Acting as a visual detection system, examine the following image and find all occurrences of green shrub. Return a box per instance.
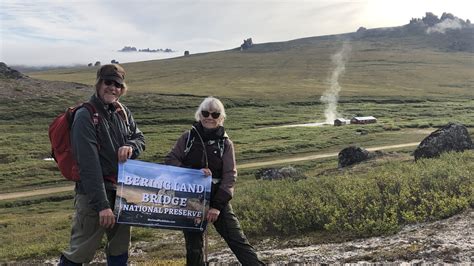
[383,124,401,131]
[235,151,473,237]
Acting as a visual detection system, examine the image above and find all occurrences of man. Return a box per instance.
[59,64,145,265]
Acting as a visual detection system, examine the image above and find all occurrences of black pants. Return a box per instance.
[184,204,264,266]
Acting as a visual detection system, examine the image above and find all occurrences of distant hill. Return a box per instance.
[242,12,473,53]
[28,12,474,101]
[0,62,90,100]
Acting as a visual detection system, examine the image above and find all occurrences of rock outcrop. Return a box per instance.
[0,62,26,79]
[414,123,473,160]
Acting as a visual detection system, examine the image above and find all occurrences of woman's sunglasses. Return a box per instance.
[104,79,124,89]
[201,111,220,119]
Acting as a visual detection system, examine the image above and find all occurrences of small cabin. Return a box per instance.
[334,118,351,126]
[350,116,377,124]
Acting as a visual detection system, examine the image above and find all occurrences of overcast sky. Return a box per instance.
[1,0,472,66]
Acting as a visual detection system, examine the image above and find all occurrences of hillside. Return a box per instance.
[27,15,474,101]
[0,71,89,101]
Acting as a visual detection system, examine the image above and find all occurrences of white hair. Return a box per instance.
[194,96,226,126]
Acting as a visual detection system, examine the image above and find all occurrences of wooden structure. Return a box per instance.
[334,118,351,126]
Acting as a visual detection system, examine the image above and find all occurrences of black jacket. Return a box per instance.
[71,94,145,212]
[165,122,236,211]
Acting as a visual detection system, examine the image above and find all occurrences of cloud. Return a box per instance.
[1,0,472,66]
[1,39,178,66]
[1,2,91,44]
[426,18,464,34]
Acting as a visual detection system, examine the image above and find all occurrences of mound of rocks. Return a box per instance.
[0,62,26,79]
[255,166,306,181]
[414,123,473,160]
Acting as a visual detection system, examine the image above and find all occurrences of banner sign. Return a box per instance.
[114,160,211,231]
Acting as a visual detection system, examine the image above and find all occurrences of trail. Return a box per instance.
[0,142,419,201]
[0,185,75,201]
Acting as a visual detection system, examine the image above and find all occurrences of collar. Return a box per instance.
[193,122,227,141]
[90,94,117,113]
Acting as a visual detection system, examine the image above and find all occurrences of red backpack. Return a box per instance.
[48,103,99,181]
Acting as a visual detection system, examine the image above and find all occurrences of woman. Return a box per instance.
[165,96,264,266]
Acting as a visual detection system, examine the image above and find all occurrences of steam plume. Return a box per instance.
[320,42,351,124]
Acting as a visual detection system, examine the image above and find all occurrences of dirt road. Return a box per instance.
[0,185,75,201]
[0,142,419,201]
[239,142,420,168]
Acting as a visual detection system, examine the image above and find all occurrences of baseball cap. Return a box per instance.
[97,64,126,84]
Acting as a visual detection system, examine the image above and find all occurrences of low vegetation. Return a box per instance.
[235,151,473,237]
[0,150,472,262]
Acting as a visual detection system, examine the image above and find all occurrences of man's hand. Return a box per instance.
[118,145,133,162]
[99,208,116,228]
[201,168,212,177]
[206,208,220,223]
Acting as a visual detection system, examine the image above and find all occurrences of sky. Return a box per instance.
[1,0,472,67]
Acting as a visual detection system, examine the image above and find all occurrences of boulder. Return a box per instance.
[255,166,306,181]
[338,146,371,168]
[414,123,473,160]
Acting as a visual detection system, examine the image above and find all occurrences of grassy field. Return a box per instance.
[1,28,473,263]
[1,92,472,193]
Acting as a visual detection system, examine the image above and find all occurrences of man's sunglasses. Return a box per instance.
[201,111,220,119]
[104,79,124,89]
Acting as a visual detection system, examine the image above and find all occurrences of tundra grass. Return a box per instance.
[0,151,472,263]
[0,95,472,193]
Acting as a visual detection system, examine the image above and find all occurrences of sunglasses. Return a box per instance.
[201,110,220,119]
[104,79,124,89]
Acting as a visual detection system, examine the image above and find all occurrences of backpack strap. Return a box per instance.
[191,126,209,168]
[81,102,100,126]
[79,102,101,146]
[112,101,129,126]
[184,130,195,156]
[184,128,227,159]
[218,132,229,158]
[217,138,225,157]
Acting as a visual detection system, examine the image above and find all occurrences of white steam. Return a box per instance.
[426,18,463,34]
[320,42,351,124]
